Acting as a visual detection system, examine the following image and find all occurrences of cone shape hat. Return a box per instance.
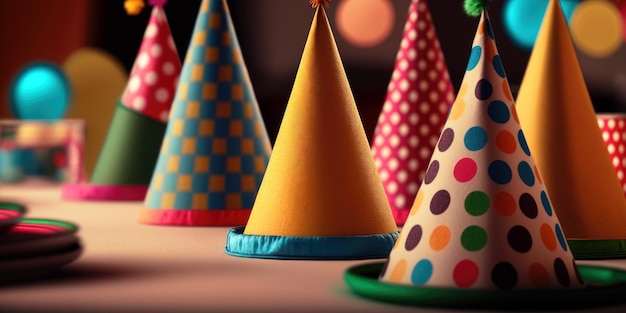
[371,0,454,226]
[138,0,272,226]
[62,5,182,201]
[225,4,398,260]
[376,11,584,290]
[515,0,626,259]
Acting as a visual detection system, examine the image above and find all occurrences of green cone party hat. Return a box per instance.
[62,0,182,201]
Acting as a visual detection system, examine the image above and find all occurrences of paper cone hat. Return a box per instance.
[62,4,181,201]
[515,0,626,259]
[371,0,454,226]
[138,0,272,226]
[224,2,399,260]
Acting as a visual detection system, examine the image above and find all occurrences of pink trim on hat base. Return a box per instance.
[62,184,148,201]
[137,208,251,226]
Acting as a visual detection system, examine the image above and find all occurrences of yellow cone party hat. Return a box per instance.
[342,1,626,310]
[371,0,455,226]
[225,0,399,260]
[138,0,272,226]
[63,0,182,201]
[515,0,626,259]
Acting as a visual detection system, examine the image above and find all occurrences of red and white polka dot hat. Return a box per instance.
[62,2,182,201]
[371,0,454,226]
[119,5,180,123]
[515,0,626,259]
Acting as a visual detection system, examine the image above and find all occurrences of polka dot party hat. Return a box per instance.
[224,0,399,260]
[138,0,272,226]
[515,0,626,259]
[371,0,454,226]
[342,1,626,310]
[62,1,182,201]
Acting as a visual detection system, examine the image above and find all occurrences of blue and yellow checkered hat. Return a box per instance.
[139,0,272,226]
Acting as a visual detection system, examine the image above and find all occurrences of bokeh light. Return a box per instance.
[503,0,579,51]
[570,0,623,58]
[9,63,71,120]
[335,0,395,48]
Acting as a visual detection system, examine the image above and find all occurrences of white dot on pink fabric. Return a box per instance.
[398,147,409,160]
[418,2,426,12]
[151,44,162,57]
[138,53,150,69]
[381,146,391,158]
[397,169,408,182]
[407,48,417,60]
[133,97,146,110]
[163,62,175,75]
[408,182,419,194]
[390,134,400,147]
[145,71,158,85]
[399,79,409,91]
[399,124,410,136]
[374,135,384,146]
[399,102,410,113]
[408,30,417,40]
[391,91,402,102]
[145,24,158,38]
[128,76,141,92]
[418,21,426,31]
[387,181,398,194]
[155,88,169,103]
[390,112,401,125]
[409,113,419,125]
[395,195,406,208]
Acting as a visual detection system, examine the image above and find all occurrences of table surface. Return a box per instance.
[2,181,626,313]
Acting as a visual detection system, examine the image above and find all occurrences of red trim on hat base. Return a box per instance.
[62,184,148,201]
[137,208,251,226]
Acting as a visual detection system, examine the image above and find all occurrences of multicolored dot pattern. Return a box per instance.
[143,0,271,211]
[371,0,454,226]
[121,6,182,122]
[597,114,626,194]
[379,12,584,290]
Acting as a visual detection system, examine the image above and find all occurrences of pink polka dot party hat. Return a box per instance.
[138,0,272,226]
[515,0,626,260]
[62,0,182,201]
[371,0,454,226]
[345,0,626,309]
[224,0,399,260]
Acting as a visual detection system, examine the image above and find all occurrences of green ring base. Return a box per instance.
[344,262,626,310]
[568,239,626,260]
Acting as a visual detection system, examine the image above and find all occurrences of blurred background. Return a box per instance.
[1,0,625,180]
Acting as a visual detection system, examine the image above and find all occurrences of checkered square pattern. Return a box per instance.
[144,0,271,210]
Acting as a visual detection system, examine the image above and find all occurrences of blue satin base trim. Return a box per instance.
[224,226,399,260]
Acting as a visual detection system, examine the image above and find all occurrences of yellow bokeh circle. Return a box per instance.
[570,0,623,58]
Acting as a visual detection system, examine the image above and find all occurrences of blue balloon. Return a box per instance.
[503,0,579,51]
[9,62,71,120]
